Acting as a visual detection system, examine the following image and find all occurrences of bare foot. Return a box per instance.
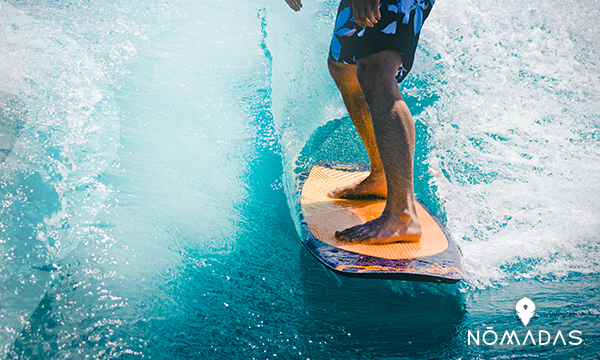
[328,173,387,199]
[335,210,421,244]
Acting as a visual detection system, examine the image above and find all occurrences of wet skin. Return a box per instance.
[286,0,421,244]
[327,59,387,200]
[329,51,422,244]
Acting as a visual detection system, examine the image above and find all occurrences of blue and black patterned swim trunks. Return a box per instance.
[329,0,435,82]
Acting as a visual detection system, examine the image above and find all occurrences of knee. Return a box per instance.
[355,62,379,96]
[356,51,402,95]
[356,63,386,102]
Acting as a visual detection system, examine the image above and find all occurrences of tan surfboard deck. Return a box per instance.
[298,161,464,283]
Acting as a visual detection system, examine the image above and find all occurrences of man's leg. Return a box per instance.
[335,50,421,244]
[327,59,386,198]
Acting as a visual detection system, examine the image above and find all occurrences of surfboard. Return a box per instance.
[298,161,464,283]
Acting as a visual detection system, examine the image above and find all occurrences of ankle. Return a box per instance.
[384,200,418,219]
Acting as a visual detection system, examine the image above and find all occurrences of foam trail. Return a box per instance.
[2,0,271,356]
[421,0,600,287]
[0,1,176,355]
[0,4,117,355]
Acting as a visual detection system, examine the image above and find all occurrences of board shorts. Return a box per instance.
[329,0,435,83]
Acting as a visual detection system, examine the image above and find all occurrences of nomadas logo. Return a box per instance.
[467,297,583,346]
[515,297,535,326]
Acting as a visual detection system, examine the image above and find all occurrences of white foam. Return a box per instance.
[413,0,600,287]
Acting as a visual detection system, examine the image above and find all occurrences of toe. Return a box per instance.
[335,226,360,241]
[355,226,376,242]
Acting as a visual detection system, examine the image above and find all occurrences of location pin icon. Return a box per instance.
[516,297,535,326]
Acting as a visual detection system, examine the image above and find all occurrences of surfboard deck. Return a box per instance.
[298,161,464,283]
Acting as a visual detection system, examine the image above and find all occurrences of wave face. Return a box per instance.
[1,0,599,358]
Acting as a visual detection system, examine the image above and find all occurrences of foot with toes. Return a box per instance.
[335,210,422,244]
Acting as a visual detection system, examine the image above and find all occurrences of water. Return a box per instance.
[1,0,599,358]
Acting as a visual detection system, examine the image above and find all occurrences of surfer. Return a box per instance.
[286,0,434,244]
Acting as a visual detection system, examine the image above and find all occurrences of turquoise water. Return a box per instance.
[1,0,599,358]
